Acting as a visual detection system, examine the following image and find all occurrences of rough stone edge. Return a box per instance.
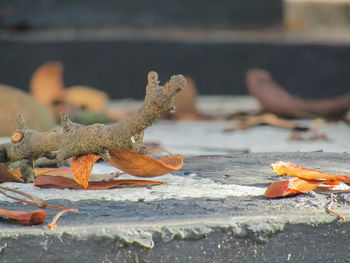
[0,212,345,248]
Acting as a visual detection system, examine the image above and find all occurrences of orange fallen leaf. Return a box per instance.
[109,149,183,177]
[8,167,71,180]
[0,165,23,183]
[34,168,72,176]
[271,161,350,183]
[34,175,162,190]
[30,61,65,107]
[0,209,46,226]
[65,85,109,112]
[264,178,336,198]
[71,154,100,189]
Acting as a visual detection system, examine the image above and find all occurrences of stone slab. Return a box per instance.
[1,152,350,262]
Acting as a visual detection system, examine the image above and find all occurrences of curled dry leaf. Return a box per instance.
[34,175,162,190]
[65,85,109,112]
[71,154,100,189]
[109,149,183,177]
[271,161,350,183]
[246,69,350,119]
[30,62,65,107]
[0,185,79,228]
[0,209,46,226]
[264,178,335,198]
[0,165,23,183]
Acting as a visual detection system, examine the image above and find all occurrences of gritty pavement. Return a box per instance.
[1,96,350,262]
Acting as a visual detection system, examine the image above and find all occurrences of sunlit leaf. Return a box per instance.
[271,161,350,183]
[71,154,100,189]
[264,178,336,198]
[109,149,183,177]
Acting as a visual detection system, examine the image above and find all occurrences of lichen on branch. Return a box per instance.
[0,71,186,182]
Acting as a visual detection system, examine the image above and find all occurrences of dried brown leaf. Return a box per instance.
[246,69,350,118]
[109,149,183,177]
[271,161,350,183]
[264,178,331,198]
[34,175,162,190]
[71,154,100,189]
[0,165,23,183]
[8,167,71,181]
[0,209,46,226]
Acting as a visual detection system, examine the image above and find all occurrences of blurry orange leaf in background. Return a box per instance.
[30,61,65,106]
[65,86,109,112]
[71,154,100,189]
[109,149,183,177]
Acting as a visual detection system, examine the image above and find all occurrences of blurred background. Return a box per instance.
[0,0,350,99]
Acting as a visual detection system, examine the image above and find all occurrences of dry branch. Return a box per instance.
[0,71,186,182]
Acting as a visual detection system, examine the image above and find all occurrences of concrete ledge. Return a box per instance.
[1,152,350,262]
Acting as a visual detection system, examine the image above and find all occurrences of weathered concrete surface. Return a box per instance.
[1,153,350,262]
